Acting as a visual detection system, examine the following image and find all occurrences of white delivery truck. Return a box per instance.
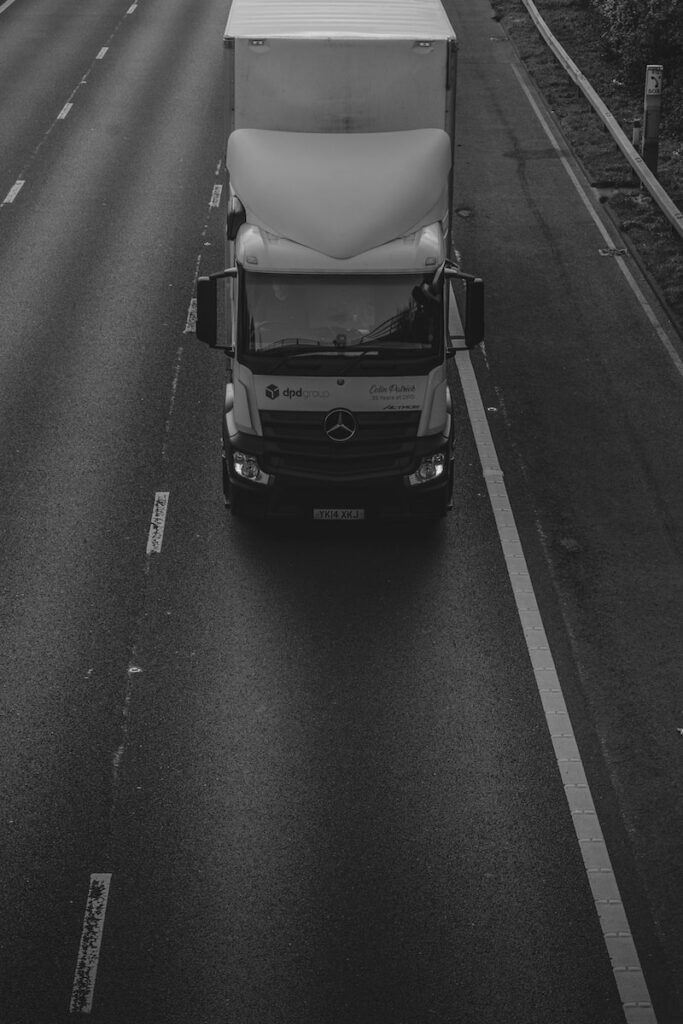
[196,0,484,521]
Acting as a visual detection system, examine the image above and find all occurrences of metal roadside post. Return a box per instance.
[642,63,663,176]
[631,116,642,186]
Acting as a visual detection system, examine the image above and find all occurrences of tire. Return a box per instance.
[225,476,246,518]
[222,455,230,507]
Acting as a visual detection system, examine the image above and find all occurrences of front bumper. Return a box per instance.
[222,403,454,520]
[223,444,453,521]
[228,474,451,520]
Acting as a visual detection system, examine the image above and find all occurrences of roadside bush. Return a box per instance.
[591,0,683,78]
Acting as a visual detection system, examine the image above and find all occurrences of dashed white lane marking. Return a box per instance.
[511,62,683,384]
[2,180,24,205]
[183,297,197,334]
[456,349,657,1024]
[183,175,224,332]
[146,491,169,555]
[1,10,135,210]
[69,873,112,1014]
[161,346,184,462]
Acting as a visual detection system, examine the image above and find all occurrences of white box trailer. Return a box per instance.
[224,0,457,136]
[196,0,484,522]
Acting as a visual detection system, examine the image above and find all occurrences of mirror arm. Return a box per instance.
[208,267,238,283]
[444,268,477,284]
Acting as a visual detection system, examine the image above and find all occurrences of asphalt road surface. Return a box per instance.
[1,0,682,1022]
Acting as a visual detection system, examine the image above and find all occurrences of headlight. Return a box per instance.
[232,451,270,485]
[408,452,446,486]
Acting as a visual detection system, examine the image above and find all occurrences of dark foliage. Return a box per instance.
[591,0,683,79]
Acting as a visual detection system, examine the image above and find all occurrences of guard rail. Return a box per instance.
[520,0,683,242]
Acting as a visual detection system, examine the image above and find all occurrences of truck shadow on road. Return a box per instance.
[234,518,451,550]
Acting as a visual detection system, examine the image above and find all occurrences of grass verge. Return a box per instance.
[489,0,683,332]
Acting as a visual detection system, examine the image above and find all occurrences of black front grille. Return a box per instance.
[259,410,420,480]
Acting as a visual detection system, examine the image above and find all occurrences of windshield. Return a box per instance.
[239,272,443,372]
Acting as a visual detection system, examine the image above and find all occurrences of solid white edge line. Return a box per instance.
[69,873,112,1014]
[455,349,657,1024]
[511,62,683,384]
[146,491,170,555]
[0,0,20,13]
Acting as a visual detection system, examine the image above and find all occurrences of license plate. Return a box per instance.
[313,508,365,521]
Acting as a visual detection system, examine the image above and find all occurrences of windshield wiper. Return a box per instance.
[264,342,325,374]
[358,311,411,344]
[265,345,382,375]
[335,349,382,374]
[268,338,323,348]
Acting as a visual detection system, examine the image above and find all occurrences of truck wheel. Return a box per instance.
[437,487,451,519]
[223,458,245,516]
[222,455,230,507]
[446,454,455,511]
[226,477,252,519]
[229,487,246,518]
[433,458,454,519]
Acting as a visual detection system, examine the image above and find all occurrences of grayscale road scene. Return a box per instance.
[1,0,682,1022]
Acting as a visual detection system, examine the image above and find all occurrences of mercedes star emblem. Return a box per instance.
[324,408,357,443]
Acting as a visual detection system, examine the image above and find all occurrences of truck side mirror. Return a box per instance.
[465,277,484,348]
[444,269,485,350]
[196,276,217,346]
[195,267,238,348]
[226,196,246,241]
